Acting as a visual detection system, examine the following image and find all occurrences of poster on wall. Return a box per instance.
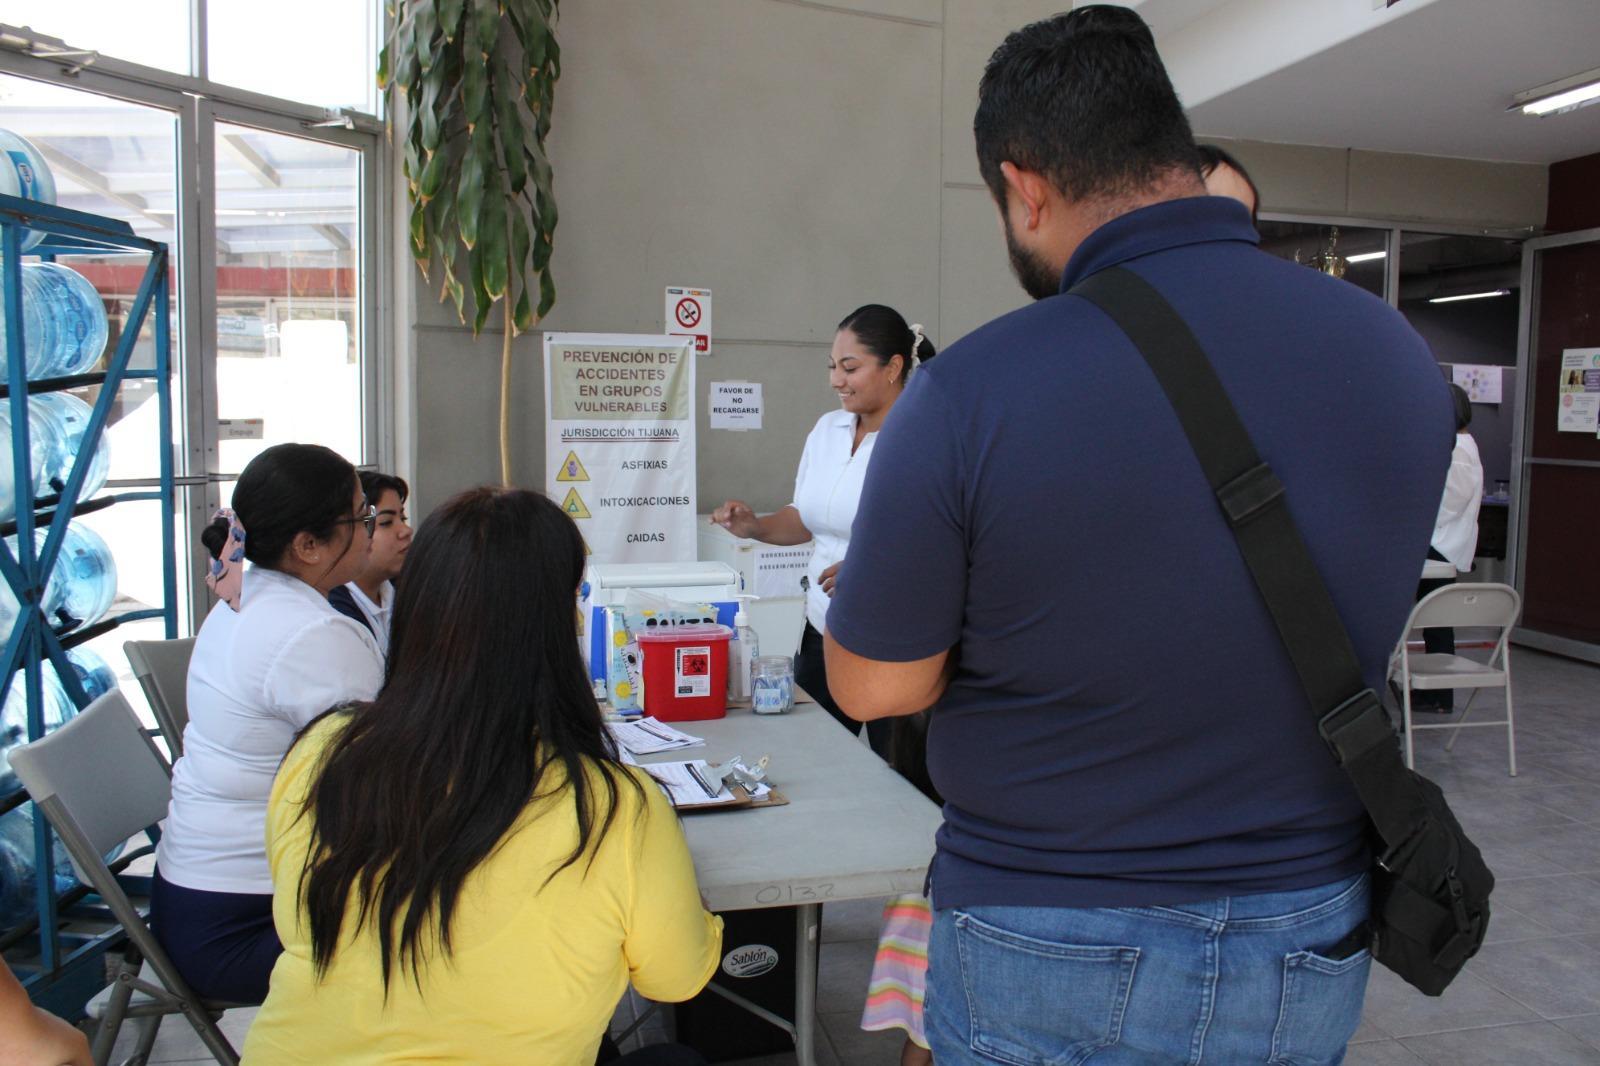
[709,381,763,430]
[1450,363,1503,404]
[1557,348,1600,434]
[545,333,697,563]
[665,286,712,356]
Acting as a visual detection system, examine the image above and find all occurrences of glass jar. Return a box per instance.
[751,655,793,715]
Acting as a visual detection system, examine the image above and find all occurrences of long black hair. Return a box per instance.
[201,443,358,575]
[836,305,937,379]
[292,487,641,989]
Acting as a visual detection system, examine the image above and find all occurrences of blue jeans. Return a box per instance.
[926,873,1371,1065]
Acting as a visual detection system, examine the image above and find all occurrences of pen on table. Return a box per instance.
[686,762,719,799]
[637,721,680,743]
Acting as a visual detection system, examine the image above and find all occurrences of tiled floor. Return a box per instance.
[111,649,1600,1064]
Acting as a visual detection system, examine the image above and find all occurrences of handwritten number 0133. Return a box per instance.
[754,883,835,905]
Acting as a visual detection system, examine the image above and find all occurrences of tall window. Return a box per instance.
[0,5,383,640]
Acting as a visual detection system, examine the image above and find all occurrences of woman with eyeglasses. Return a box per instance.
[151,443,383,1003]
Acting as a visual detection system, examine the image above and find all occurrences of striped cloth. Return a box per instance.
[860,893,933,1048]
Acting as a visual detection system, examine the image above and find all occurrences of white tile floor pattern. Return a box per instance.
[109,649,1600,1065]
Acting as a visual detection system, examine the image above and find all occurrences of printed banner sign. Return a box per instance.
[545,333,697,562]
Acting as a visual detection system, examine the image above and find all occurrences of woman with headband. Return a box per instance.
[151,443,383,1003]
[712,305,935,758]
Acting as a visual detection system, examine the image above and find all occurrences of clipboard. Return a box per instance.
[676,783,790,813]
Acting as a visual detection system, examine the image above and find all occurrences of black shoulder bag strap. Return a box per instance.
[1068,267,1488,986]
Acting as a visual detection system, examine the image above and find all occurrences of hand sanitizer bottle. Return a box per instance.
[728,595,758,702]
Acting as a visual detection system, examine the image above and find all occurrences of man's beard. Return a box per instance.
[1003,212,1061,302]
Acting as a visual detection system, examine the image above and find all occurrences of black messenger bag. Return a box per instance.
[1070,266,1492,996]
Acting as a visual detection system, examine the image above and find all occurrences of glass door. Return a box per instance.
[1510,228,1600,661]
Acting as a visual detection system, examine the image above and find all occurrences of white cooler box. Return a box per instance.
[697,519,808,659]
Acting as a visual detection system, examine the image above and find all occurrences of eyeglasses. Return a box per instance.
[335,504,378,537]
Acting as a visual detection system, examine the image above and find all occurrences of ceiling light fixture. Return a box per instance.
[1511,66,1600,117]
[1428,289,1509,304]
[1345,251,1387,263]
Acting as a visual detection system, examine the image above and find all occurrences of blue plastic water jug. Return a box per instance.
[47,523,118,632]
[0,402,51,525]
[0,129,56,253]
[61,647,117,705]
[0,263,109,380]
[0,529,69,640]
[0,665,73,799]
[32,392,110,500]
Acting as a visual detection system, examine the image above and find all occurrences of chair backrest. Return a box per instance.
[124,637,195,758]
[8,690,172,882]
[1407,582,1522,633]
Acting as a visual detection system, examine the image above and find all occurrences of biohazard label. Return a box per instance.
[675,646,712,698]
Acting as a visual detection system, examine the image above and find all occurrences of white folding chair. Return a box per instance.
[123,638,195,760]
[1388,583,1521,777]
[8,690,242,1065]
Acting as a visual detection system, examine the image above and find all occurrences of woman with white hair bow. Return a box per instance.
[712,304,935,759]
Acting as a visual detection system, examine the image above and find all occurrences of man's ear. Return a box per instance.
[999,161,1052,232]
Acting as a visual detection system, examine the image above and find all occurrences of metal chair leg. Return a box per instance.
[1402,686,1415,769]
[125,1013,164,1065]
[91,959,138,1066]
[1503,660,1517,777]
[1444,688,1478,752]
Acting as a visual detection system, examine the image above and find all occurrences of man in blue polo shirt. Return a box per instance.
[824,7,1453,1063]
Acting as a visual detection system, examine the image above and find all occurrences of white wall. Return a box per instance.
[395,0,1550,518]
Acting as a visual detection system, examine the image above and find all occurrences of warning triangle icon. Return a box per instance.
[556,450,590,482]
[561,488,592,520]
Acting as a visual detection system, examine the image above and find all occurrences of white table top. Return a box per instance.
[637,704,941,912]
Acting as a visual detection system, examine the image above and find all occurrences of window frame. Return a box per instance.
[0,8,390,627]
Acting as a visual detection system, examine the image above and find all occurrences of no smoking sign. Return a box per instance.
[666,286,712,355]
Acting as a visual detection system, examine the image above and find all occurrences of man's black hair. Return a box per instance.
[975,6,1199,207]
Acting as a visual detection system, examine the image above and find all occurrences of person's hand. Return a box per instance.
[711,500,761,540]
[819,561,842,597]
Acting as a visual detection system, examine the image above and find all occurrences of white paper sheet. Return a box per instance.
[645,760,737,807]
[606,717,706,756]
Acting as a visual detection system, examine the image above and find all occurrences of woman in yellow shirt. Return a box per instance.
[244,487,723,1065]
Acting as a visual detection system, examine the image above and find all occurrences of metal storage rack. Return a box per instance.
[0,191,177,1010]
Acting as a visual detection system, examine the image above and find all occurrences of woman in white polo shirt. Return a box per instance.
[712,305,934,758]
[150,443,383,1003]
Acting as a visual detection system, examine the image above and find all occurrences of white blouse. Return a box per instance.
[1431,432,1484,572]
[157,566,384,895]
[340,579,395,657]
[792,409,878,633]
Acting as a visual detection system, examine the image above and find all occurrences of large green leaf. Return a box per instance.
[456,125,490,249]
[409,200,428,268]
[461,15,487,123]
[494,71,527,193]
[508,205,531,274]
[512,281,533,334]
[469,242,493,334]
[537,265,556,319]
[480,188,509,300]
[473,0,501,51]
[412,5,438,80]
[439,0,467,41]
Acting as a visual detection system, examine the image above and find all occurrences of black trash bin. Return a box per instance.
[674,906,819,1061]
